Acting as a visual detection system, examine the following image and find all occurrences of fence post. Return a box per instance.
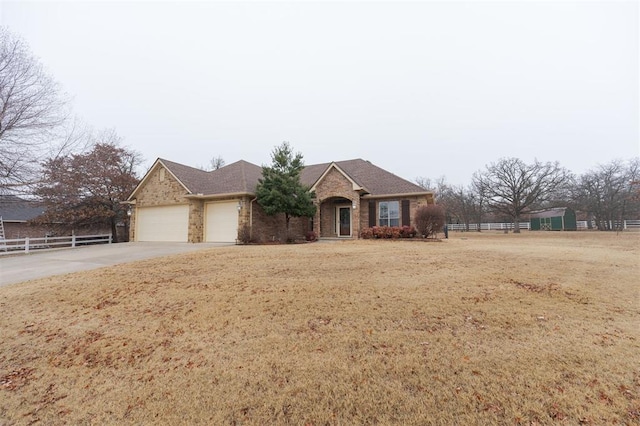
[72,234,76,248]
[25,237,30,254]
[109,234,113,244]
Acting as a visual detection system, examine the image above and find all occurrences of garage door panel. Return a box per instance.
[205,201,238,242]
[137,205,189,242]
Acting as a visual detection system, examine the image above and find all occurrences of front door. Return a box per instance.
[338,207,351,236]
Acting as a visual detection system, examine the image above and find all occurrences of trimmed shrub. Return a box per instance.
[414,205,446,238]
[401,225,417,238]
[390,227,402,239]
[360,226,418,239]
[360,227,374,239]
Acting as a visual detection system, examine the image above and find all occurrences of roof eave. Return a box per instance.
[361,191,434,199]
[183,191,255,200]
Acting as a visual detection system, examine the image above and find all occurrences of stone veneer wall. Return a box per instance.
[189,200,204,243]
[129,164,193,242]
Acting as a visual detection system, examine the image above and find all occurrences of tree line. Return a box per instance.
[2,26,637,241]
[417,157,640,232]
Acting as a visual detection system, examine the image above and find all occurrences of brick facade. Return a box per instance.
[363,196,431,231]
[2,222,54,240]
[313,167,361,238]
[130,160,434,242]
[2,222,114,240]
[245,198,309,243]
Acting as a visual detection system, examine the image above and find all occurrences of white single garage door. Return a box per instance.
[136,205,189,242]
[205,201,238,242]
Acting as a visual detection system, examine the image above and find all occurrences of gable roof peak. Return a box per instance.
[300,158,428,196]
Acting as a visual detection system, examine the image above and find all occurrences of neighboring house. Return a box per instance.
[0,195,116,241]
[0,195,47,239]
[529,207,577,231]
[126,158,435,243]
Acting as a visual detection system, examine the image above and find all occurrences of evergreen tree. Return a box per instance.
[256,142,316,241]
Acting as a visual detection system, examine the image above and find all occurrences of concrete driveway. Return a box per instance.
[0,242,234,287]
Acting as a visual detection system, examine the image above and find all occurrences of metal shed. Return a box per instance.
[529,207,577,231]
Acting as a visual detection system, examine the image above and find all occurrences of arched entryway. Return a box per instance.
[315,196,358,238]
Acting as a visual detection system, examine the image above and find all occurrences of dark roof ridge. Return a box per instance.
[158,157,209,174]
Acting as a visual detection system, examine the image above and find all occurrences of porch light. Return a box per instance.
[237,200,244,211]
[352,202,357,210]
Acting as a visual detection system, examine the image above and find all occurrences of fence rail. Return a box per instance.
[0,234,112,255]
[574,220,639,230]
[447,220,639,232]
[447,222,530,231]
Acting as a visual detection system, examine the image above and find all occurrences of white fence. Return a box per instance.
[579,220,640,230]
[447,222,530,231]
[0,234,112,255]
[447,220,640,232]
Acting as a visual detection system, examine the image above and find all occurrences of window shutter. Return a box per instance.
[368,201,376,227]
[401,200,410,226]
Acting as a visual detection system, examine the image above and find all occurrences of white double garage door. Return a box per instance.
[136,201,238,242]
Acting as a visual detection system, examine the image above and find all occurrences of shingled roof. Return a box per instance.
[301,159,427,196]
[529,207,572,219]
[0,195,45,222]
[136,157,428,198]
[160,159,263,195]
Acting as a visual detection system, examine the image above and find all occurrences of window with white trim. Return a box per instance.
[379,201,400,227]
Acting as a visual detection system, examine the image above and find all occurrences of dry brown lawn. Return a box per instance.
[0,232,638,425]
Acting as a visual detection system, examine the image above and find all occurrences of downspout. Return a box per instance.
[250,197,257,240]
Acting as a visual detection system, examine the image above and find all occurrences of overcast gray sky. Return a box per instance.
[2,1,638,186]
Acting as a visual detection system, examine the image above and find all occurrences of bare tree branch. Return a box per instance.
[473,158,571,233]
[570,158,640,230]
[0,27,69,193]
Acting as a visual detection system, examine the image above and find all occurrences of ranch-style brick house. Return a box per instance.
[0,195,47,240]
[126,158,434,243]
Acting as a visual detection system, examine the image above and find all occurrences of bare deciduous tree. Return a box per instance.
[209,155,225,171]
[417,176,485,232]
[415,175,447,198]
[198,155,226,171]
[441,185,485,232]
[415,176,433,191]
[570,158,640,230]
[473,158,570,233]
[0,27,68,192]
